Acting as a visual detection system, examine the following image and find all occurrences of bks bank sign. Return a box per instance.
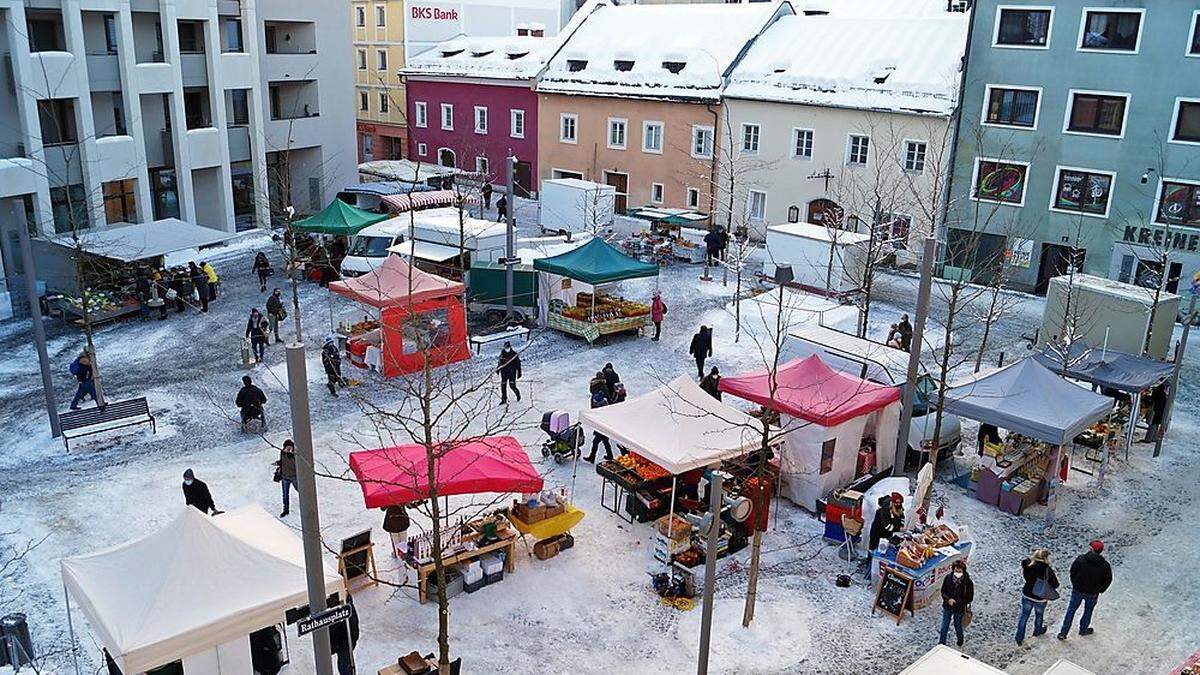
[411,5,459,20]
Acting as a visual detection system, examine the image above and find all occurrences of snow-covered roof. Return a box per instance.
[767,222,871,245]
[405,35,559,81]
[537,2,786,101]
[44,218,236,263]
[725,7,968,116]
[1050,273,1181,306]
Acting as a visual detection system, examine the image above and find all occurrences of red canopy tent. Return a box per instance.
[718,354,900,425]
[348,436,544,508]
[329,256,470,377]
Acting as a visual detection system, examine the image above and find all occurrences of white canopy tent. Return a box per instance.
[46,218,236,265]
[789,324,912,384]
[61,505,342,674]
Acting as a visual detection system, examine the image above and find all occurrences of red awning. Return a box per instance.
[329,255,464,309]
[719,354,900,426]
[348,436,543,508]
[381,190,477,213]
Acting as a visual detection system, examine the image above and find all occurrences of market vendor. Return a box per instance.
[977,423,1002,454]
[865,493,905,576]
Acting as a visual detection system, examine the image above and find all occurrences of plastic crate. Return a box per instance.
[484,570,504,585]
[463,577,485,593]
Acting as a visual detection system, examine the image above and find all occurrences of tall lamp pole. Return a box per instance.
[504,155,516,324]
[14,202,61,437]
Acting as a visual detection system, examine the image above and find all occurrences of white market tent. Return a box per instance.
[46,218,236,265]
[900,645,1005,674]
[61,505,342,674]
[789,324,912,384]
[579,376,760,474]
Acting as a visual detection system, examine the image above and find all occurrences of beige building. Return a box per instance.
[353,0,408,161]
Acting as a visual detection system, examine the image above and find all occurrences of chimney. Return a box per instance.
[516,22,529,36]
[530,22,545,37]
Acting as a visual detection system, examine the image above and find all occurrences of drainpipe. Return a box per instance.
[934,1,978,268]
[706,101,720,230]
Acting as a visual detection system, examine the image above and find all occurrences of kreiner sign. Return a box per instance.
[1122,225,1200,252]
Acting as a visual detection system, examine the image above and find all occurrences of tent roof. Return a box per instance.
[44,218,236,263]
[340,181,431,197]
[329,255,464,308]
[60,505,341,674]
[719,355,901,426]
[293,199,390,235]
[942,358,1113,445]
[532,237,659,284]
[1033,342,1174,393]
[381,189,473,214]
[578,376,760,474]
[348,436,543,508]
[789,325,913,385]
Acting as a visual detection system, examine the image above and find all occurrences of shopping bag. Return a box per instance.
[1033,573,1059,601]
[962,608,974,629]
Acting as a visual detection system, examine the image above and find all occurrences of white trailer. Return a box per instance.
[1040,273,1180,360]
[539,178,615,235]
[762,222,868,298]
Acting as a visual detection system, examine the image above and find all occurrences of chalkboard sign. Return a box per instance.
[337,529,377,591]
[872,568,915,624]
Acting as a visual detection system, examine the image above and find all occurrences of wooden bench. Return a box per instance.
[469,326,531,354]
[60,397,156,451]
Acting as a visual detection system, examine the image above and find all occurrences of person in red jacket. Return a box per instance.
[650,292,667,341]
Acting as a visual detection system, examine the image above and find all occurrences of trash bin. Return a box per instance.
[0,613,35,668]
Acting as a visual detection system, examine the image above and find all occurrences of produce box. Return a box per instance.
[655,514,693,540]
[513,501,549,524]
[543,501,566,519]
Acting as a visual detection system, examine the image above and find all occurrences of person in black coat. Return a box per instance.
[253,252,271,292]
[1016,548,1059,644]
[182,468,221,515]
[896,314,913,351]
[978,423,1002,454]
[1058,540,1113,639]
[328,596,361,675]
[699,366,722,401]
[689,326,713,379]
[266,289,286,344]
[584,390,613,463]
[939,560,974,647]
[189,262,210,312]
[246,308,267,363]
[601,362,620,400]
[865,494,904,577]
[496,195,508,222]
[236,375,267,424]
[322,337,344,397]
[482,182,493,209]
[497,341,522,404]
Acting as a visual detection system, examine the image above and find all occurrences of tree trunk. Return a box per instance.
[923,283,960,511]
[420,358,453,674]
[974,287,1000,373]
[741,529,763,627]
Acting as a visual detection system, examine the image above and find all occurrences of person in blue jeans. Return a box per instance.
[939,559,974,647]
[1059,539,1113,639]
[1016,548,1059,644]
[276,439,298,517]
[69,350,97,410]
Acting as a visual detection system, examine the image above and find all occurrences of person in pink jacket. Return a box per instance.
[650,292,667,341]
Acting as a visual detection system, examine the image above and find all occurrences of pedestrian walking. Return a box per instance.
[483,182,493,209]
[1058,540,1112,640]
[322,336,344,397]
[266,289,286,343]
[202,260,219,300]
[182,468,222,515]
[253,252,271,292]
[897,314,913,351]
[497,341,522,404]
[584,389,613,463]
[68,350,98,410]
[190,262,210,312]
[246,308,267,363]
[172,269,188,313]
[236,375,267,427]
[328,595,360,675]
[700,366,722,401]
[382,504,410,558]
[650,292,667,341]
[274,439,298,517]
[496,194,508,222]
[1016,548,1060,645]
[689,325,713,378]
[601,363,620,401]
[703,226,728,265]
[938,559,974,647]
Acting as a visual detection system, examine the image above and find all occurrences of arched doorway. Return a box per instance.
[806,199,843,228]
[437,148,456,168]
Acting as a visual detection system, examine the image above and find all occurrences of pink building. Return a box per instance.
[404,36,554,196]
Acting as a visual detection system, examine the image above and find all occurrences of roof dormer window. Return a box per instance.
[614,59,634,72]
[662,61,686,74]
[567,59,588,72]
[872,66,895,84]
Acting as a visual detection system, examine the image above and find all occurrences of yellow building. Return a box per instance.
[353,0,408,161]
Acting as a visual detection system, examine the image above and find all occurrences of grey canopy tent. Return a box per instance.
[941,357,1113,446]
[1033,342,1174,393]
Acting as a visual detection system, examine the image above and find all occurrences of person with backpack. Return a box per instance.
[1058,540,1113,640]
[938,559,974,647]
[1016,548,1060,645]
[274,439,298,517]
[266,289,286,344]
[650,291,667,341]
[689,326,713,379]
[253,252,271,292]
[497,341,522,404]
[69,350,97,410]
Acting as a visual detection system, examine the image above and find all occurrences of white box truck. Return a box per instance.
[539,178,615,235]
[1039,274,1180,360]
[762,222,868,298]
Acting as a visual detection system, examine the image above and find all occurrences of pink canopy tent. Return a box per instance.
[348,435,544,508]
[329,255,464,309]
[719,354,900,425]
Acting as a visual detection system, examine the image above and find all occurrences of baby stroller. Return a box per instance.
[541,410,582,464]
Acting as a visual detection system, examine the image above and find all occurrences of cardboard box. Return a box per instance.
[533,537,561,560]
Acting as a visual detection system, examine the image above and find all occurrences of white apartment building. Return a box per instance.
[0,0,355,316]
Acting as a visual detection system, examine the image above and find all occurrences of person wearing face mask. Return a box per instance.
[497,341,522,404]
[939,559,974,647]
[182,468,222,515]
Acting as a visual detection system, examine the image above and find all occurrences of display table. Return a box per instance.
[974,443,1048,515]
[547,311,647,343]
[872,540,973,610]
[51,296,141,326]
[410,532,517,604]
[507,503,585,541]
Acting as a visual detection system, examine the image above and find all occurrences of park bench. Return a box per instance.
[60,397,156,451]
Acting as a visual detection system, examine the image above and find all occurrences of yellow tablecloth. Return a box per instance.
[507,503,585,541]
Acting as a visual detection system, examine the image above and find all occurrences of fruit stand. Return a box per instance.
[49,290,141,326]
[546,292,650,343]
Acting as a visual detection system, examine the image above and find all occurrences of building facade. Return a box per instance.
[946,0,1200,293]
[0,0,355,315]
[354,0,408,162]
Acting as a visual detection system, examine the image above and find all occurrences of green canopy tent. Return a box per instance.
[533,237,658,284]
[292,199,389,236]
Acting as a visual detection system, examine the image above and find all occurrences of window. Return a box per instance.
[567,59,587,72]
[359,91,369,112]
[994,7,1052,48]
[1171,99,1200,143]
[1079,10,1142,53]
[886,214,912,249]
[691,125,713,158]
[651,183,664,204]
[792,128,813,159]
[1155,180,1200,227]
[1051,167,1114,217]
[741,123,760,154]
[847,135,869,166]
[230,89,249,125]
[607,118,627,149]
[972,158,1029,206]
[476,156,489,174]
[111,92,127,135]
[474,106,488,134]
[903,140,927,173]
[355,6,365,27]
[510,109,525,138]
[375,5,386,27]
[440,103,453,131]
[362,134,374,157]
[1190,11,1200,56]
[686,188,700,209]
[38,99,78,145]
[415,101,427,128]
[560,113,578,144]
[417,142,427,157]
[376,49,388,70]
[379,93,389,114]
[643,121,663,153]
[787,205,800,223]
[103,179,137,224]
[50,184,90,233]
[223,18,244,53]
[819,439,836,475]
[553,169,584,180]
[177,21,202,54]
[1065,91,1128,137]
[357,49,366,70]
[747,190,766,221]
[984,86,1040,128]
[103,15,118,54]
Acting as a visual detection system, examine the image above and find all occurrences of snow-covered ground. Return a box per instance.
[2,201,1197,674]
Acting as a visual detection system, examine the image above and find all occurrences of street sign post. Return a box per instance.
[297,605,352,638]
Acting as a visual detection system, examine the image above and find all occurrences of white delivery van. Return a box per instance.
[763,222,868,298]
[342,207,509,278]
[539,178,616,235]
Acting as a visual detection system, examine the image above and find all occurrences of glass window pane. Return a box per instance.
[1176,103,1200,142]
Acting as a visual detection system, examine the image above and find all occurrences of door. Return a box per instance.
[1036,243,1085,294]
[438,148,456,168]
[807,199,843,228]
[514,161,533,198]
[603,171,628,214]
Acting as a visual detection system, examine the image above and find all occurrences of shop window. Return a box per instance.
[1172,100,1200,143]
[1155,180,1200,227]
[103,179,138,224]
[984,86,1039,128]
[1079,10,1142,52]
[1065,91,1127,136]
[972,158,1028,206]
[994,7,1051,47]
[1051,168,1113,217]
[819,439,836,474]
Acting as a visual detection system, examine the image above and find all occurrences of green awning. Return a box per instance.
[533,237,659,285]
[293,199,389,235]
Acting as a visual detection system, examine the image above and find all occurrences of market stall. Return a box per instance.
[381,189,474,214]
[942,358,1114,516]
[294,198,390,236]
[349,436,568,602]
[60,505,343,675]
[624,207,711,264]
[532,237,659,343]
[329,256,470,377]
[719,355,901,513]
[293,199,391,283]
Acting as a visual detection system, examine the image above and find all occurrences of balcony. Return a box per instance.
[227,125,251,163]
[43,143,85,187]
[180,53,209,88]
[93,136,138,183]
[218,52,255,89]
[26,52,81,99]
[0,158,42,199]
[135,62,175,94]
[187,127,223,168]
[268,80,319,122]
[262,53,320,84]
[86,53,122,92]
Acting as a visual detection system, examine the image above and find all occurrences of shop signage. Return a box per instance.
[296,604,352,637]
[1121,226,1200,252]
[1005,238,1034,268]
[411,5,459,20]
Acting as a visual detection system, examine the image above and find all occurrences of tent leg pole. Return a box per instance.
[64,580,81,675]
[666,476,677,546]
